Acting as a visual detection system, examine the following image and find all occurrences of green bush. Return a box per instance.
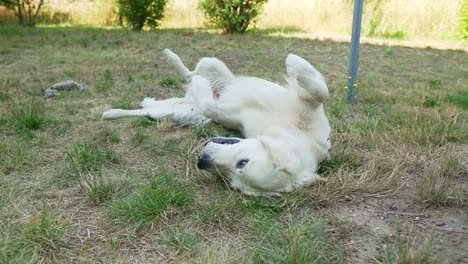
[198,0,269,33]
[117,0,168,31]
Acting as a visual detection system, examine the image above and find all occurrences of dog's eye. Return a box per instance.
[236,159,249,169]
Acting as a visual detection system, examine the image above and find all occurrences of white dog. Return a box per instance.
[102,49,331,196]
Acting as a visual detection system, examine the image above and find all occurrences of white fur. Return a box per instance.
[102,49,331,196]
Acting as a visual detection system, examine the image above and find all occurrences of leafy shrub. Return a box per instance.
[198,0,269,33]
[117,0,168,31]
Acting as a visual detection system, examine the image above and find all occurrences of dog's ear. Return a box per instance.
[258,135,326,188]
[257,135,301,176]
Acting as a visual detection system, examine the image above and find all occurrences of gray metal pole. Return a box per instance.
[346,0,364,103]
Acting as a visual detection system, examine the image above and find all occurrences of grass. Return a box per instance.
[0,204,67,262]
[376,235,436,264]
[79,169,117,205]
[0,26,466,263]
[0,140,41,174]
[251,212,344,263]
[65,141,120,178]
[109,166,191,228]
[4,99,50,132]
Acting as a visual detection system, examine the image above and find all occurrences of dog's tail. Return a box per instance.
[163,49,192,79]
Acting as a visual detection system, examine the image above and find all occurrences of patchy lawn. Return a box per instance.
[0,25,466,263]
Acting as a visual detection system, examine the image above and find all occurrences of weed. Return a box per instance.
[385,46,394,55]
[428,79,441,88]
[95,69,114,93]
[146,137,181,155]
[159,76,181,89]
[79,169,117,205]
[132,116,157,128]
[95,127,120,143]
[111,100,133,110]
[130,128,149,145]
[238,196,284,215]
[381,29,406,39]
[377,235,436,264]
[0,91,11,101]
[423,98,440,107]
[109,166,191,227]
[163,227,198,255]
[21,206,66,250]
[445,92,468,109]
[5,100,50,132]
[415,156,464,207]
[66,141,120,177]
[326,98,348,119]
[192,126,217,138]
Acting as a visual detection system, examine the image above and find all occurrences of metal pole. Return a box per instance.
[345,0,364,103]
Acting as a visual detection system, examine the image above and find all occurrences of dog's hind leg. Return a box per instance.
[189,76,241,128]
[286,54,329,104]
[163,49,192,79]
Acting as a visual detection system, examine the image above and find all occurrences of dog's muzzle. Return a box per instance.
[197,137,240,169]
[197,153,213,170]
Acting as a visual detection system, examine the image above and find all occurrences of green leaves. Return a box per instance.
[199,0,269,33]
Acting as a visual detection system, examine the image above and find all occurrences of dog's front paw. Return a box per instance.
[102,109,123,119]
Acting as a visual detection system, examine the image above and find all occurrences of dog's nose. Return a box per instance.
[197,153,213,169]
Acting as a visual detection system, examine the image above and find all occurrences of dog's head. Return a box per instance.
[197,136,319,195]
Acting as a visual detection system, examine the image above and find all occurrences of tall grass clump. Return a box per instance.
[415,155,465,207]
[5,99,49,132]
[109,166,191,228]
[66,141,119,177]
[377,235,436,264]
[79,169,117,205]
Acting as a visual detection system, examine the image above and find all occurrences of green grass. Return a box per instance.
[159,76,183,89]
[415,154,465,206]
[0,205,67,263]
[445,91,468,109]
[377,235,436,264]
[109,166,191,228]
[0,140,41,174]
[251,212,344,264]
[130,128,149,144]
[95,69,114,93]
[65,141,120,177]
[0,26,466,263]
[162,227,199,256]
[4,100,50,132]
[79,169,117,205]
